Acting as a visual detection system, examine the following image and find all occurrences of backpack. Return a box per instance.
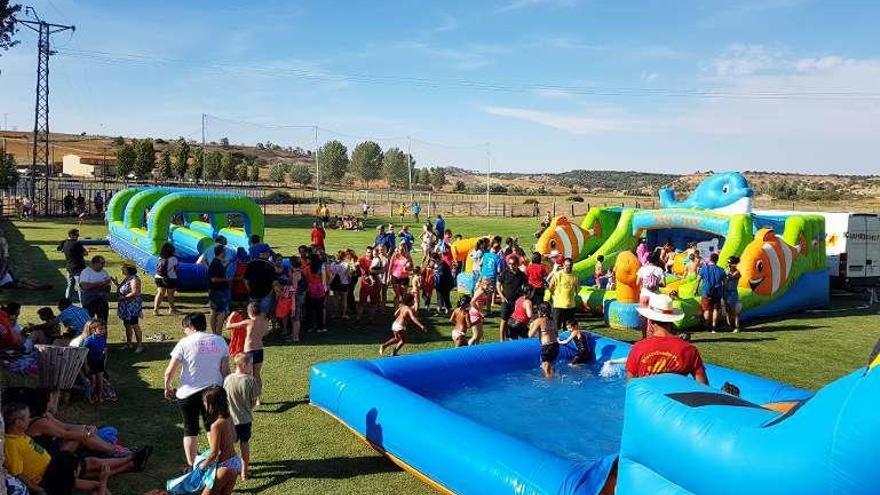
[156,258,169,278]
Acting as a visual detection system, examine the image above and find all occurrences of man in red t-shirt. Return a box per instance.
[626,293,708,385]
[310,221,326,251]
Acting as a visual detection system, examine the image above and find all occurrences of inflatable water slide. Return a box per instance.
[534,172,829,330]
[106,187,264,290]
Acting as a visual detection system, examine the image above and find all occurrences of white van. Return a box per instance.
[756,211,880,290]
[824,213,880,290]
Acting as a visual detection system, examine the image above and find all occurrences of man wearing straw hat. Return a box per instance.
[625,293,708,385]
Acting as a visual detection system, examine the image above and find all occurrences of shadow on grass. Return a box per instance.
[694,336,777,344]
[239,455,401,493]
[0,221,67,305]
[744,323,827,333]
[256,398,309,414]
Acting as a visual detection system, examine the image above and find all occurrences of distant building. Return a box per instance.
[62,154,115,177]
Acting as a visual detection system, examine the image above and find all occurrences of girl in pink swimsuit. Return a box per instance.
[468,279,491,345]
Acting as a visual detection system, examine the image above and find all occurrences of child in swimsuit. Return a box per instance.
[379,293,426,356]
[558,319,594,366]
[201,386,241,494]
[410,266,423,313]
[226,302,268,399]
[468,279,491,345]
[449,295,474,347]
[528,303,559,378]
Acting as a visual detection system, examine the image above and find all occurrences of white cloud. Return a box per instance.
[428,12,459,35]
[711,44,785,77]
[532,88,576,99]
[486,54,880,146]
[484,106,640,134]
[498,0,577,13]
[640,71,658,83]
[794,56,848,73]
[395,41,508,70]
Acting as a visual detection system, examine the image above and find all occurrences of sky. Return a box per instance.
[2,0,880,175]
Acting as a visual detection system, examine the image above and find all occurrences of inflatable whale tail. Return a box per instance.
[658,188,677,208]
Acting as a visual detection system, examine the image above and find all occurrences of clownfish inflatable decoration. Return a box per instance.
[535,216,601,259]
[739,228,807,296]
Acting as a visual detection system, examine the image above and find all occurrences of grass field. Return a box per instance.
[1,215,878,495]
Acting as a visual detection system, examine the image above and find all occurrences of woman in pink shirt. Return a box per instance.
[387,245,413,309]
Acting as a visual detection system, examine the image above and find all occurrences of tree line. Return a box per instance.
[113,138,447,190]
[313,140,446,190]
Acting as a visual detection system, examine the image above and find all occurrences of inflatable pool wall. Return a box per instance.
[107,187,264,290]
[311,335,822,495]
[617,364,879,494]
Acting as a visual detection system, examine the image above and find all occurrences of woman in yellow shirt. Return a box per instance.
[4,403,148,494]
[549,257,578,330]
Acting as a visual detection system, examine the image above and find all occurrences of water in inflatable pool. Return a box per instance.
[419,365,626,463]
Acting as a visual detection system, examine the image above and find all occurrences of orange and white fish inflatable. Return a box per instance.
[739,228,806,296]
[535,216,601,259]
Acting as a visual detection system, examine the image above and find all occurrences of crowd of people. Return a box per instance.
[0,209,730,494]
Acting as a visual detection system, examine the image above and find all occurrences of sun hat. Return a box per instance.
[636,293,685,323]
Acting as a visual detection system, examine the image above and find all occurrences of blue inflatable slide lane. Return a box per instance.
[310,336,829,495]
[617,363,880,494]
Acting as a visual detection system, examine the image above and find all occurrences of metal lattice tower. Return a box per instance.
[15,8,74,215]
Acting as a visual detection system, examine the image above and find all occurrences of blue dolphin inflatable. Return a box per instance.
[659,172,754,214]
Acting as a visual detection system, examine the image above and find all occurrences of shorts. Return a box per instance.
[468,307,484,324]
[359,284,379,303]
[541,343,560,363]
[41,451,77,492]
[500,301,515,321]
[234,422,252,443]
[251,293,274,315]
[701,296,722,312]
[209,290,229,312]
[391,276,409,287]
[276,296,294,318]
[87,357,105,374]
[506,319,529,339]
[177,389,211,437]
[452,329,467,343]
[552,307,575,329]
[248,349,264,365]
[155,277,177,289]
[121,316,139,326]
[529,287,545,304]
[570,351,593,365]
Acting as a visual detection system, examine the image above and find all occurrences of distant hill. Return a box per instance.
[2,131,877,207]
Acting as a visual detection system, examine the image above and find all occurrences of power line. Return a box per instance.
[52,47,880,101]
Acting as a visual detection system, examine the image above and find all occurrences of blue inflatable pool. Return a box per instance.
[309,334,880,494]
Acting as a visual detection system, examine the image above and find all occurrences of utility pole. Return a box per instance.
[200,114,206,184]
[15,8,75,215]
[313,126,320,196]
[485,143,491,214]
[407,136,413,202]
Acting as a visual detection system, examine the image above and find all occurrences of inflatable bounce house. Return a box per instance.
[534,172,829,330]
[106,187,264,290]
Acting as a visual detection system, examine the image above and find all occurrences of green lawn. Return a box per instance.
[1,215,877,494]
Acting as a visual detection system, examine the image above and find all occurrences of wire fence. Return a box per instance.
[1,176,874,220]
